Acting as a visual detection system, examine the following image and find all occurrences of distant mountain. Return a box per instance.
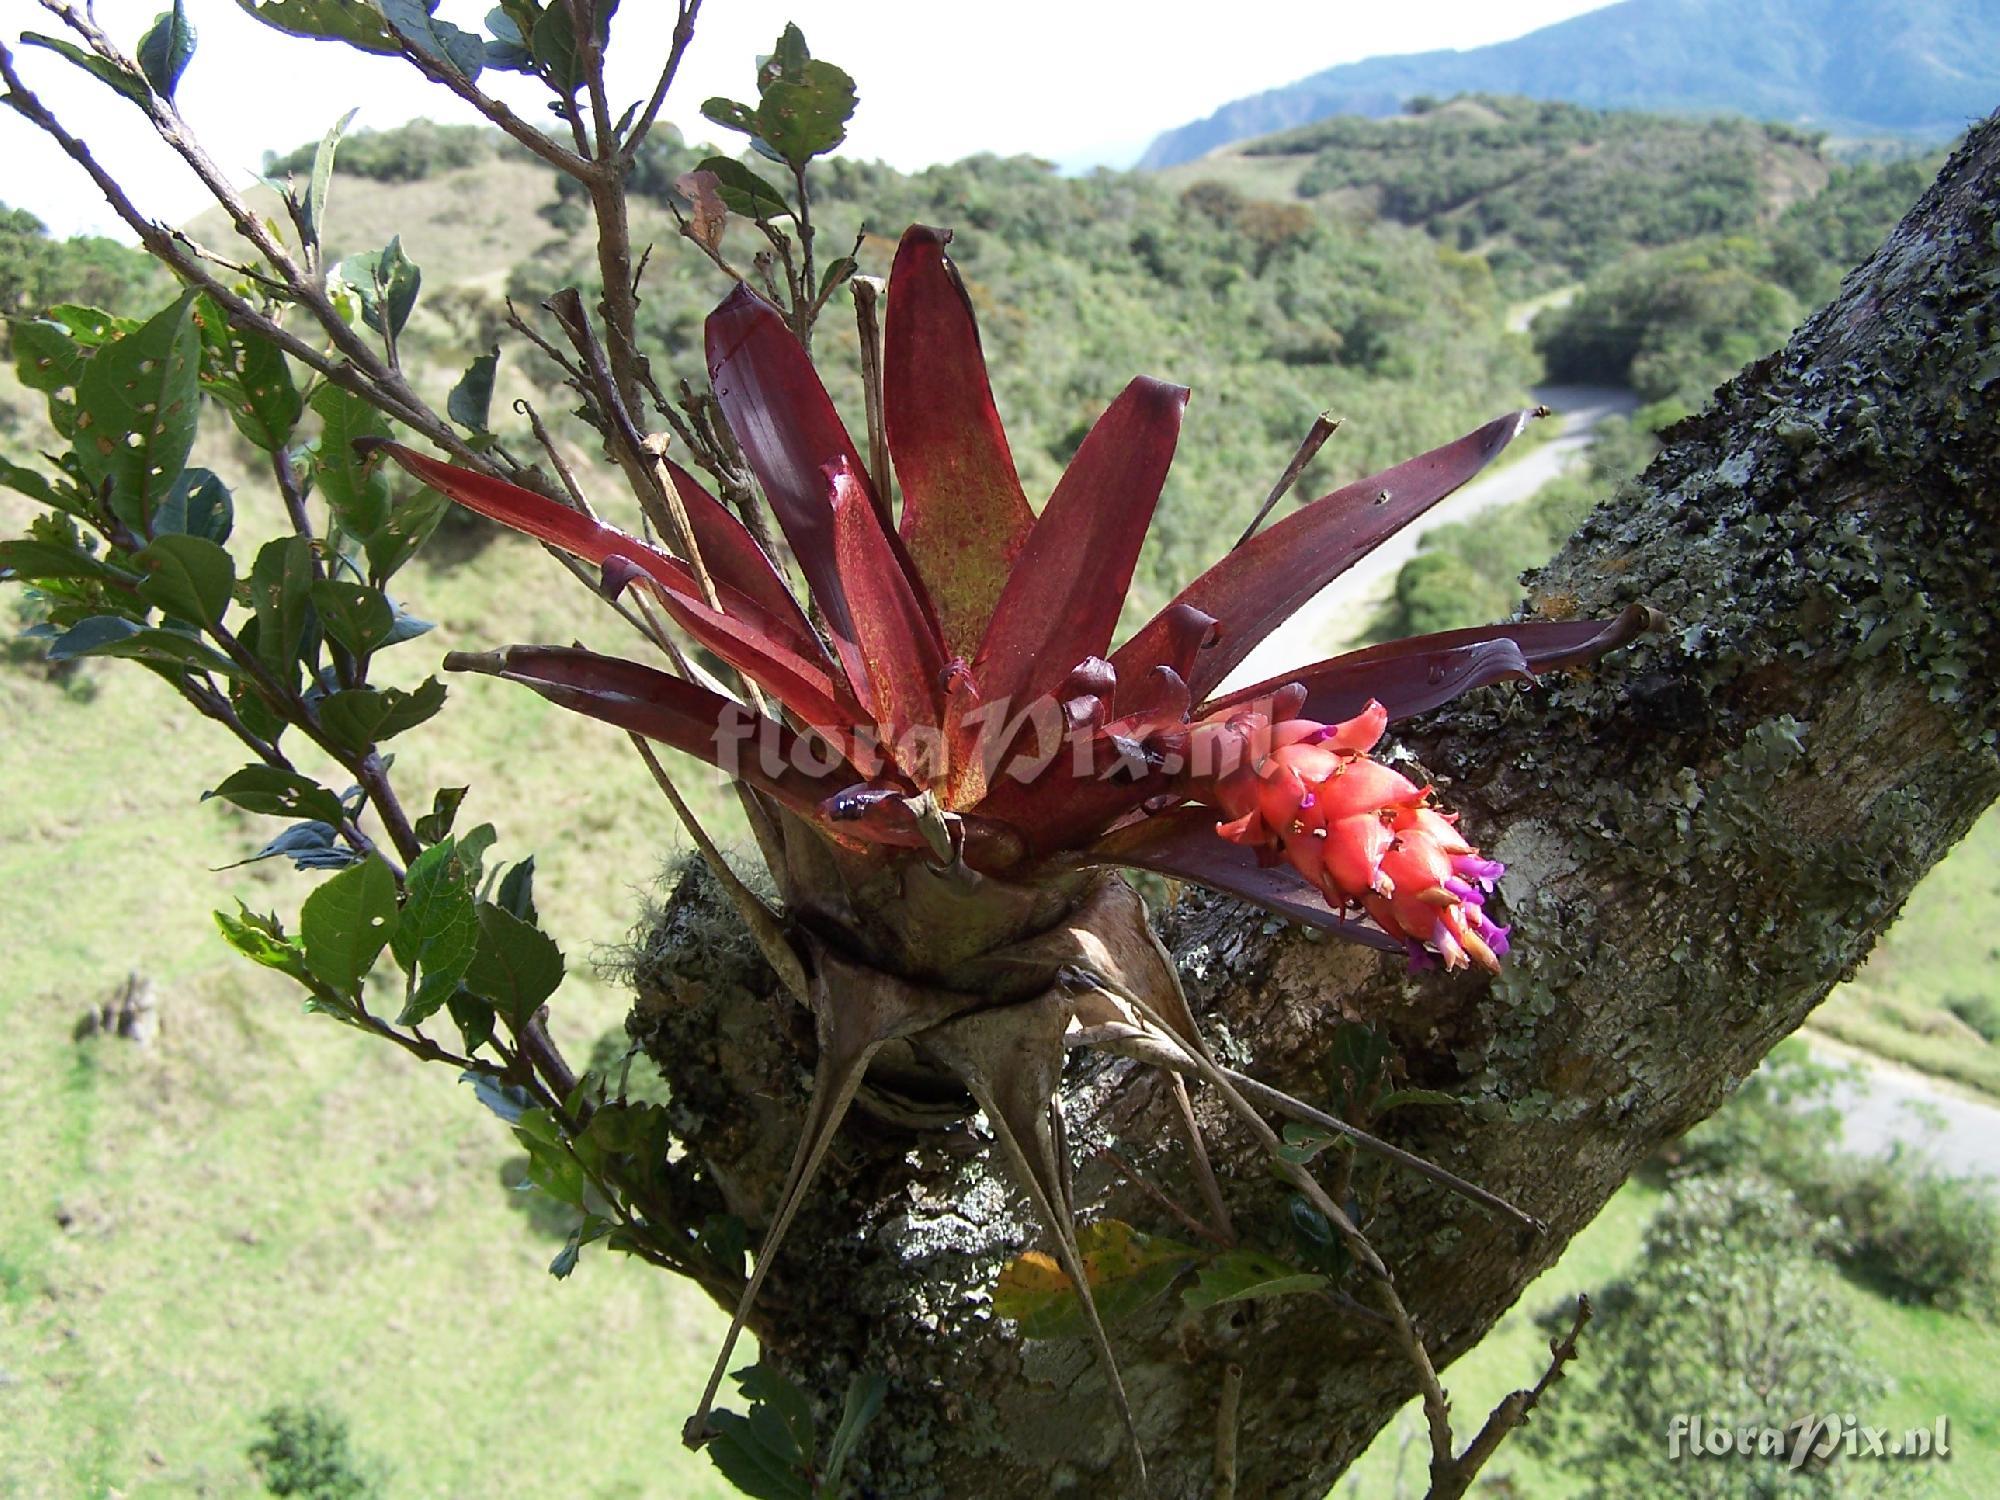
[1138,0,1998,169]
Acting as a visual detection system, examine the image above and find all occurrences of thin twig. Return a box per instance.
[1093,1146,1231,1248]
[1234,412,1342,549]
[621,0,702,162]
[1426,1295,1591,1500]
[1088,976,1460,1487]
[1220,1067,1543,1234]
[850,276,894,523]
[1216,1362,1244,1500]
[0,37,475,464]
[626,735,807,1001]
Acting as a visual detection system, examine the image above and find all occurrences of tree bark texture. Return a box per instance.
[633,119,2000,1497]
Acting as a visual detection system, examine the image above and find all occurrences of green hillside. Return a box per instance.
[1206,95,1829,288]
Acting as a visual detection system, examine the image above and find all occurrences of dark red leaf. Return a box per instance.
[659,454,821,656]
[705,284,875,641]
[625,565,870,763]
[1113,409,1542,701]
[363,439,681,586]
[1080,806,1403,953]
[446,645,852,816]
[885,225,1036,658]
[365,439,822,665]
[973,376,1187,708]
[832,460,946,783]
[1204,606,1658,723]
[1211,638,1532,726]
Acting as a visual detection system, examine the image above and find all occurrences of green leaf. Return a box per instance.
[523,0,612,92]
[528,1,582,92]
[309,385,392,539]
[482,5,533,71]
[230,674,285,742]
[448,992,498,1053]
[0,455,69,512]
[757,23,812,88]
[204,765,348,825]
[1286,1195,1348,1278]
[1276,1120,1347,1166]
[309,578,395,656]
[304,106,360,249]
[706,1411,811,1500]
[701,96,763,141]
[337,237,422,340]
[456,822,498,882]
[460,1068,531,1122]
[495,855,536,923]
[513,1108,585,1205]
[151,468,234,543]
[233,0,398,54]
[694,156,792,220]
[414,786,468,845]
[19,32,153,107]
[217,819,357,872]
[447,348,499,431]
[817,255,857,304]
[249,535,313,682]
[137,0,197,99]
[733,1364,813,1465]
[549,1213,611,1279]
[215,903,318,988]
[391,837,480,1025]
[46,614,240,677]
[362,489,448,580]
[380,602,435,647]
[0,539,126,585]
[465,901,563,1029]
[213,325,302,451]
[823,1370,888,1494]
[992,1219,1200,1339]
[43,303,133,347]
[300,855,398,995]
[13,317,88,394]
[755,59,857,167]
[380,0,485,78]
[134,533,233,624]
[1181,1250,1327,1311]
[73,294,201,532]
[316,676,446,752]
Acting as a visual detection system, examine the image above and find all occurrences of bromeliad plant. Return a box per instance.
[363,224,1653,1472]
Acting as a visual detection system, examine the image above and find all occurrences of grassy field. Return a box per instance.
[1806,805,2000,1102]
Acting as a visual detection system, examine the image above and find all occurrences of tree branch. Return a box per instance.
[633,115,2000,1497]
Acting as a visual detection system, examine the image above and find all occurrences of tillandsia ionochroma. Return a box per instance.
[362,224,1652,1479]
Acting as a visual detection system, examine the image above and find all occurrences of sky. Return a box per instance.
[1,0,1619,241]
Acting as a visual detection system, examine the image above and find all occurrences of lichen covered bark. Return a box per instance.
[634,119,2000,1497]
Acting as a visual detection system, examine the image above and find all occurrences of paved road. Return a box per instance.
[1217,383,1639,695]
[1804,1036,2000,1183]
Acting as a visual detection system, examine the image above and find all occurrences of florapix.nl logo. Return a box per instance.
[1667,1413,1952,1472]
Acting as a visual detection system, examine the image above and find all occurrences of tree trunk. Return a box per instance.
[634,117,2000,1497]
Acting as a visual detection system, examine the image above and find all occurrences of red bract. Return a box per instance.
[367,225,1651,968]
